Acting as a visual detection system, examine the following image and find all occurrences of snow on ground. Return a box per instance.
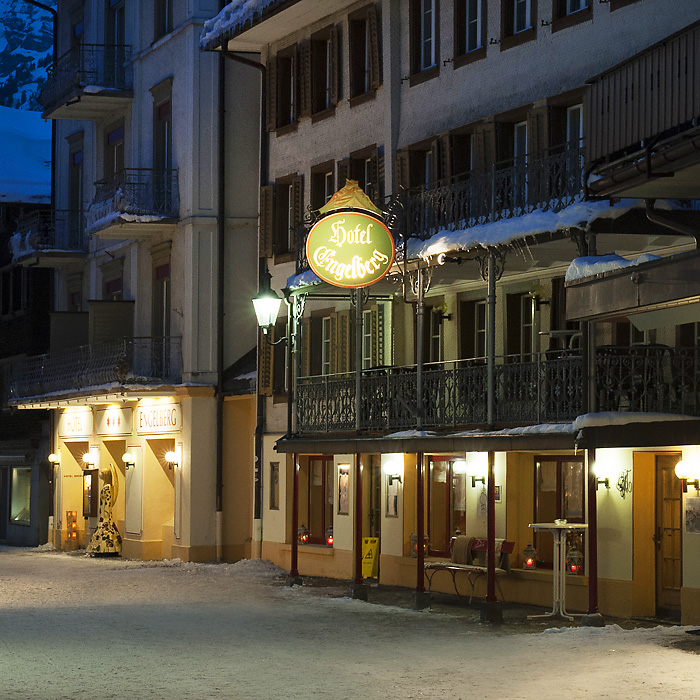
[0,545,698,700]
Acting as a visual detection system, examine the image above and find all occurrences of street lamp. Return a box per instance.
[252,286,283,334]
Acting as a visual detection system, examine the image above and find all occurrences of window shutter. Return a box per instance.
[451,133,472,178]
[527,106,548,158]
[329,312,339,374]
[454,0,466,56]
[337,158,351,189]
[472,121,496,174]
[495,122,514,164]
[459,300,476,359]
[335,310,353,373]
[369,147,381,204]
[259,331,273,395]
[309,316,323,375]
[259,184,275,257]
[298,40,312,119]
[369,304,382,368]
[265,57,277,132]
[290,175,304,238]
[301,318,311,377]
[395,150,411,191]
[436,135,453,182]
[367,5,381,90]
[329,25,339,106]
[548,106,568,148]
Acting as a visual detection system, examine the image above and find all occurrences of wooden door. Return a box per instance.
[655,454,682,614]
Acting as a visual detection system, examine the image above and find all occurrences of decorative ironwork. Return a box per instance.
[475,249,507,282]
[8,337,182,401]
[11,210,87,259]
[39,43,133,111]
[87,168,179,233]
[405,143,585,240]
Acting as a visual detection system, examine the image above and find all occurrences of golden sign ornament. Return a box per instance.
[306,210,395,288]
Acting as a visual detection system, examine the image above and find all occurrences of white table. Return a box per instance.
[527,522,588,621]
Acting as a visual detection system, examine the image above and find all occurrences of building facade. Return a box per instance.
[9,0,260,561]
[204,0,700,623]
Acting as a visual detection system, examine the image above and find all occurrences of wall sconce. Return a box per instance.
[325,527,334,547]
[382,459,404,486]
[252,285,283,335]
[122,452,135,470]
[675,459,700,492]
[82,451,96,468]
[465,455,487,488]
[523,542,537,570]
[431,303,452,323]
[48,453,60,466]
[593,462,610,490]
[528,282,550,309]
[298,522,309,544]
[164,450,178,470]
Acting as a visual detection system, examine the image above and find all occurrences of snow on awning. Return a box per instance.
[565,253,661,283]
[200,0,282,49]
[286,269,322,291]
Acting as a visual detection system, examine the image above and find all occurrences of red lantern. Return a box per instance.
[523,542,537,570]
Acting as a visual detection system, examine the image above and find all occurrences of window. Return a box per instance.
[552,1,591,30]
[349,5,380,100]
[311,162,334,210]
[151,241,171,375]
[311,26,338,115]
[321,316,332,375]
[10,467,31,523]
[459,299,486,360]
[269,462,280,510]
[68,136,84,245]
[154,0,173,41]
[267,175,303,257]
[410,0,440,81]
[362,309,373,369]
[266,45,298,131]
[428,456,467,556]
[428,308,443,363]
[534,456,585,568]
[506,291,537,359]
[454,0,485,60]
[106,0,126,86]
[500,0,536,49]
[304,457,334,544]
[104,123,124,181]
[338,146,382,205]
[101,257,124,301]
[151,77,174,214]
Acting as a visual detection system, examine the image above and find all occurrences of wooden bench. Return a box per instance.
[424,536,515,603]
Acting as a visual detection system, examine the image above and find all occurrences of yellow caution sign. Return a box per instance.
[361,537,380,579]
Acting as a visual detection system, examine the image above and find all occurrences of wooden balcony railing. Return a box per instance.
[295,345,700,434]
[586,21,700,162]
[39,44,133,112]
[11,210,87,259]
[87,168,179,233]
[9,336,182,402]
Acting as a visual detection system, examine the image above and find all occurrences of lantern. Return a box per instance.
[523,542,537,570]
[566,546,584,575]
[325,527,334,547]
[410,532,430,558]
[298,522,309,544]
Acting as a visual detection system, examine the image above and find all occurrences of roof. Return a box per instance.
[0,106,51,204]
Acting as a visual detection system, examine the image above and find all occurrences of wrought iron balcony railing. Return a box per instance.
[295,344,700,434]
[405,142,585,241]
[296,350,584,433]
[9,336,182,401]
[11,210,87,259]
[39,44,133,111]
[87,169,179,232]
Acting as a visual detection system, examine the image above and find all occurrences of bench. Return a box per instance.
[424,536,515,603]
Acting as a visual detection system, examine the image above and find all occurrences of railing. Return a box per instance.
[405,143,585,240]
[87,168,179,232]
[11,210,87,259]
[296,350,584,433]
[39,43,133,111]
[9,337,182,401]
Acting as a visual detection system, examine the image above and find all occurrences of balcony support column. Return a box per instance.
[288,453,302,586]
[352,453,367,600]
[481,449,503,623]
[354,289,365,433]
[581,447,605,627]
[413,451,430,609]
[415,269,425,429]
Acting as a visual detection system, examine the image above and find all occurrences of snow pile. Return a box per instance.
[200,0,279,48]
[454,423,577,437]
[407,199,648,260]
[286,268,323,290]
[573,412,700,430]
[384,429,438,438]
[565,253,661,283]
[0,105,50,203]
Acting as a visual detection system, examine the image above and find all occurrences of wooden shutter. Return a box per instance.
[436,135,453,182]
[527,106,549,158]
[329,25,339,106]
[337,158,351,189]
[335,310,353,373]
[298,40,311,119]
[301,318,311,377]
[459,300,476,359]
[495,122,514,164]
[454,0,466,56]
[548,106,568,149]
[369,147,381,204]
[329,312,339,374]
[309,316,323,375]
[451,133,472,177]
[265,57,277,132]
[367,4,381,90]
[259,331,273,395]
[290,175,304,234]
[472,121,496,174]
[259,184,275,257]
[395,150,411,191]
[369,303,384,368]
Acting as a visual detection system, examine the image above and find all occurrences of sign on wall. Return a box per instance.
[135,403,182,435]
[95,406,133,436]
[57,409,93,439]
[306,210,395,288]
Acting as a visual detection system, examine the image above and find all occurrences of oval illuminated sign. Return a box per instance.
[306,210,395,288]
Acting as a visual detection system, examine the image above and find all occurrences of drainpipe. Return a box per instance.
[645,198,700,247]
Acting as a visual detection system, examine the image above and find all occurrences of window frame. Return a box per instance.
[305,456,334,544]
[409,0,440,85]
[551,0,591,33]
[427,455,468,557]
[500,0,536,51]
[454,0,486,68]
[311,160,335,211]
[272,173,303,261]
[154,0,173,41]
[348,4,381,104]
[310,25,339,120]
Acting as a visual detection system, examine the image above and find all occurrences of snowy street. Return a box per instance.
[0,545,697,700]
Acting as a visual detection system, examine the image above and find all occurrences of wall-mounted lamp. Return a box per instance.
[593,461,610,490]
[164,450,178,470]
[675,459,700,492]
[431,303,452,323]
[122,452,135,470]
[82,452,96,468]
[252,285,283,335]
[528,282,550,310]
[382,460,404,486]
[48,453,60,466]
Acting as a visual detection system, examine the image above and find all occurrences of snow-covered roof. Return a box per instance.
[286,268,322,291]
[565,253,661,283]
[200,0,282,49]
[406,198,663,260]
[573,412,700,430]
[0,105,50,204]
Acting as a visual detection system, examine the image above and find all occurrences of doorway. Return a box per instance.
[655,453,682,616]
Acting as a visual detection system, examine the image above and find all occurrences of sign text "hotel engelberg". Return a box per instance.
[306,211,395,288]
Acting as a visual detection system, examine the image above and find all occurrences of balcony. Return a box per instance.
[86,169,179,238]
[295,345,700,434]
[10,210,88,267]
[297,351,584,433]
[39,44,133,120]
[8,336,182,403]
